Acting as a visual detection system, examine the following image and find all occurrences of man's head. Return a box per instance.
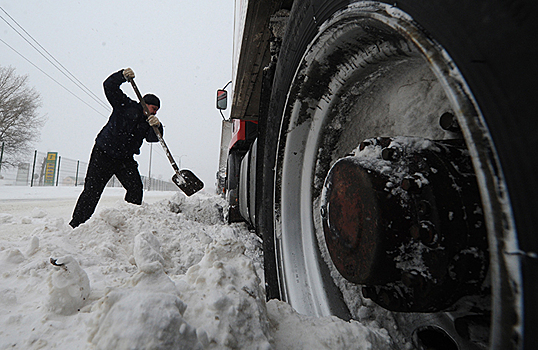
[143,94,160,114]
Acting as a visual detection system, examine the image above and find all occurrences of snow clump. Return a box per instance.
[48,255,91,315]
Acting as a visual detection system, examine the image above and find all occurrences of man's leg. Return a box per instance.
[115,158,143,205]
[69,147,114,228]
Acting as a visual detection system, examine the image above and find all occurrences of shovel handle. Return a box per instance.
[128,77,180,173]
[128,78,150,115]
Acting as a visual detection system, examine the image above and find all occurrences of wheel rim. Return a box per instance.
[273,2,521,348]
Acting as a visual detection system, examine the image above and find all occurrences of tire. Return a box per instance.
[226,150,244,223]
[257,1,538,349]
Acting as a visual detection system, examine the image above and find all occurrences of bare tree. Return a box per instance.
[0,65,45,168]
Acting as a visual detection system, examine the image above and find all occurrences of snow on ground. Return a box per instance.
[0,186,393,349]
[0,187,173,242]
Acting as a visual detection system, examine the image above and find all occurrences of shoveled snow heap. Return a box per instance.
[0,192,393,349]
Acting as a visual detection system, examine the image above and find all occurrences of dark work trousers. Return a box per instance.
[69,146,143,228]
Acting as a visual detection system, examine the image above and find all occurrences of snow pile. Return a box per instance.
[88,230,201,349]
[267,300,391,349]
[48,256,91,315]
[0,190,393,349]
[174,234,271,349]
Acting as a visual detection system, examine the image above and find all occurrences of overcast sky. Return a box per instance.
[0,0,234,191]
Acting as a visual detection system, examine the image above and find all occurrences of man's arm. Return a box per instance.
[103,69,134,109]
[146,124,164,142]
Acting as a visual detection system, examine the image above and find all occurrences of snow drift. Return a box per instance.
[0,190,393,349]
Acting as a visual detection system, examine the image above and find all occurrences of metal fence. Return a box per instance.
[0,148,178,191]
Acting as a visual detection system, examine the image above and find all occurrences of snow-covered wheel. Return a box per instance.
[226,150,244,223]
[258,1,537,349]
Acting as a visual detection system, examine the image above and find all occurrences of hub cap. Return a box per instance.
[322,137,489,312]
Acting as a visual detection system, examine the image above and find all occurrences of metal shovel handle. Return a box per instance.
[128,78,180,173]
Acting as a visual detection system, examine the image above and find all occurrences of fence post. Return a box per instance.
[0,141,4,174]
[30,150,37,187]
[56,156,61,186]
[75,160,79,186]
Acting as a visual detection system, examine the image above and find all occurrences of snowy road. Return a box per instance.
[0,186,394,349]
[0,187,173,241]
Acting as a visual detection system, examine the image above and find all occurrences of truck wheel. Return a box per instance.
[258,1,537,349]
[226,150,243,223]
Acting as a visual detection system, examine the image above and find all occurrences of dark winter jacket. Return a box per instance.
[94,69,163,159]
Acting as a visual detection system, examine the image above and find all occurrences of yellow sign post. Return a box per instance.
[44,152,57,186]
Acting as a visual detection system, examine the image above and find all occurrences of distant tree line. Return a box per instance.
[0,65,45,168]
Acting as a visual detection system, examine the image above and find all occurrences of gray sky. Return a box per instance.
[0,0,233,191]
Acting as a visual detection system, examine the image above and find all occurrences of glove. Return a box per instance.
[123,68,135,80]
[147,115,161,127]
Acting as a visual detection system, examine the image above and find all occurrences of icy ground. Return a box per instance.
[0,187,394,349]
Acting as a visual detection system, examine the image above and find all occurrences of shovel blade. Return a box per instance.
[172,170,204,196]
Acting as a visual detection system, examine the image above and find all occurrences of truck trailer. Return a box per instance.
[217,1,537,349]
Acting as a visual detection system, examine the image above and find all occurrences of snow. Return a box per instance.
[0,186,393,349]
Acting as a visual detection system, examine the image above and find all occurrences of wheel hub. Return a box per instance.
[321,137,489,312]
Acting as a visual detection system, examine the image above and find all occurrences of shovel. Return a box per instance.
[128,78,204,196]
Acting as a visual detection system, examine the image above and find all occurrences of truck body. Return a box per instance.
[217,1,537,349]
